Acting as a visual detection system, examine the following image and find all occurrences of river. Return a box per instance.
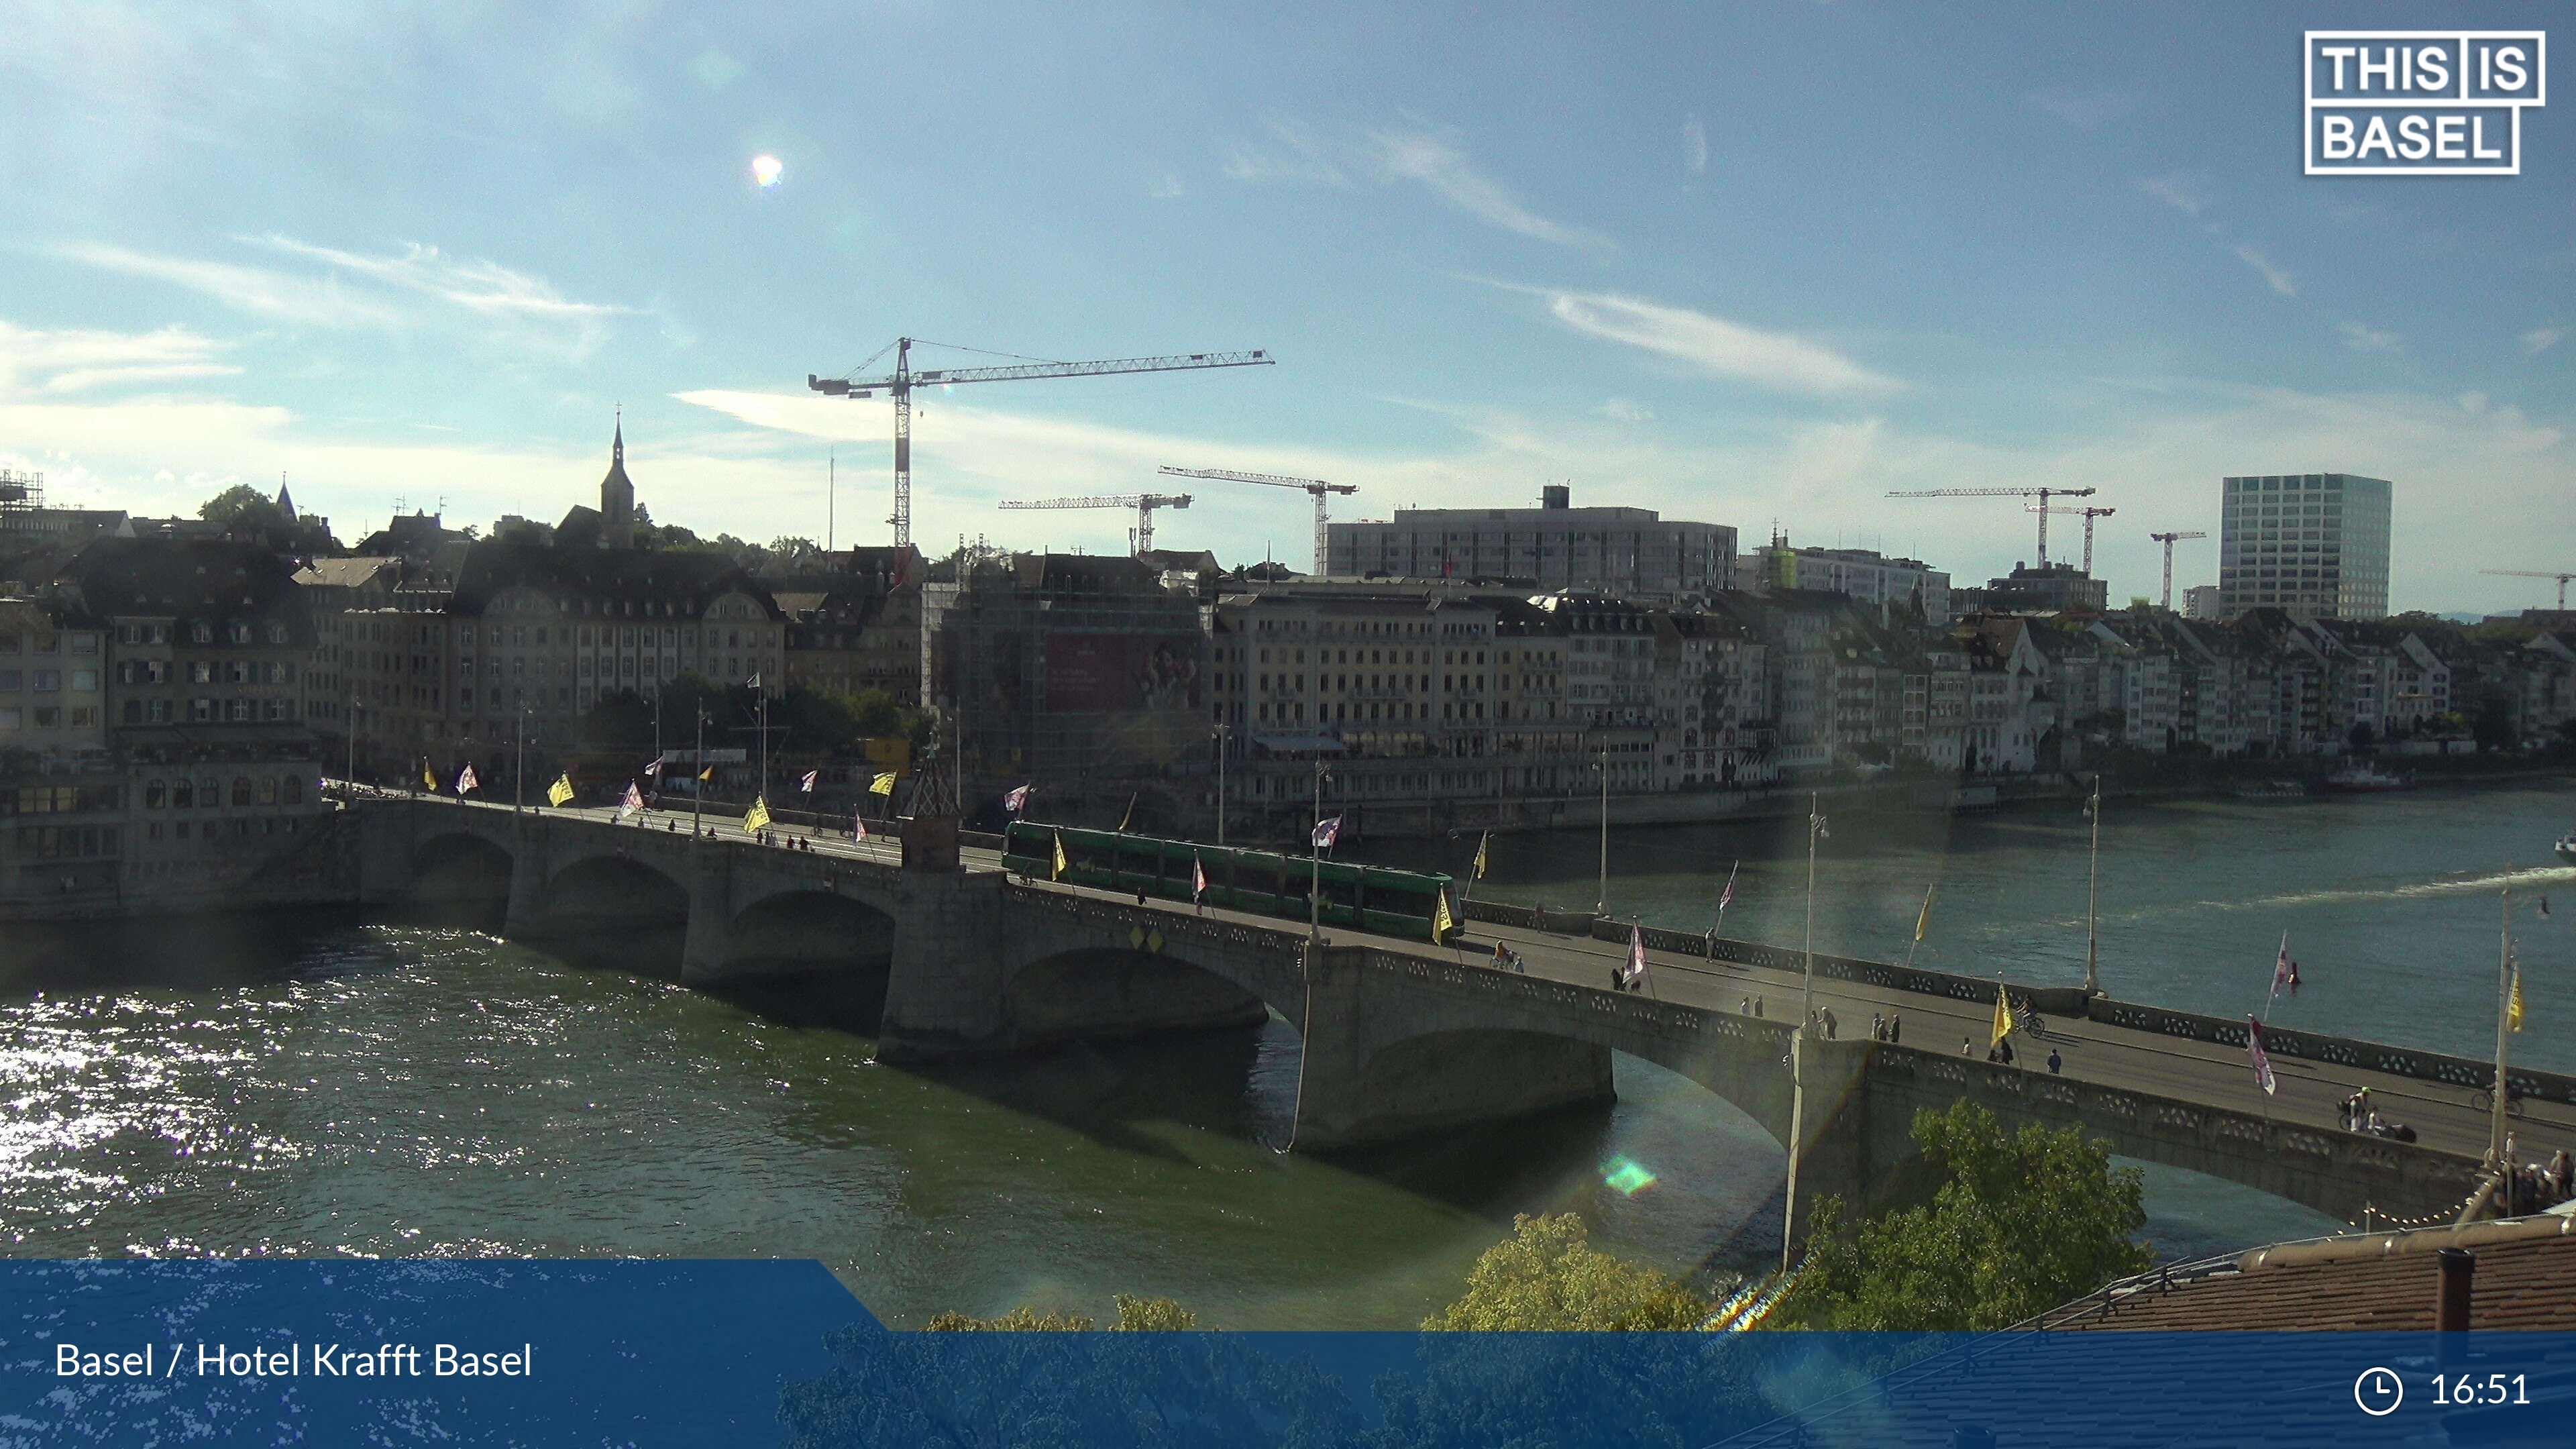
[0,780,2566,1328]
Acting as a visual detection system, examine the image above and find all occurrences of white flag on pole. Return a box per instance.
[2246,1016,2278,1096]
[618,781,643,818]
[1311,815,1342,849]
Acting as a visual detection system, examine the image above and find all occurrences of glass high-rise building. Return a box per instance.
[2216,473,2390,620]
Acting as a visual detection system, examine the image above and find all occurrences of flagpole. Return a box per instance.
[1594,746,1609,916]
[692,708,706,839]
[1309,761,1327,941]
[1905,881,1933,970]
[1784,790,1822,1279]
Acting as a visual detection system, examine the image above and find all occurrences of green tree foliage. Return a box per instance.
[1783,1100,2151,1332]
[916,1295,1197,1332]
[767,535,826,572]
[199,484,283,528]
[1419,1213,1709,1331]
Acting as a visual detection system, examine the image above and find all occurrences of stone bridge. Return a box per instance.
[347,796,2489,1232]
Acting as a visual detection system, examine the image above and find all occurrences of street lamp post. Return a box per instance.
[513,706,529,812]
[345,695,360,792]
[1216,723,1230,847]
[1309,759,1331,940]
[1593,745,1609,916]
[692,708,708,839]
[2083,772,2104,996]
[1783,790,1827,1277]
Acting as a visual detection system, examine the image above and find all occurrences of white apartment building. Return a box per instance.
[2217,473,2392,620]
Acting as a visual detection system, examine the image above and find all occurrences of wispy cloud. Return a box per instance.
[1368,128,1615,253]
[1682,114,1709,177]
[2135,172,2214,217]
[2028,88,2133,129]
[1479,281,1896,397]
[243,235,633,321]
[2339,321,2400,355]
[0,320,240,395]
[53,242,404,328]
[1596,396,1656,424]
[2231,244,2297,297]
[1218,119,1347,185]
[2523,326,2566,355]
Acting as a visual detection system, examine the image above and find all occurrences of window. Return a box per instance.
[146,780,167,808]
[172,778,193,808]
[282,775,303,806]
[199,777,218,807]
[231,777,252,807]
[258,775,278,805]
[32,670,58,692]
[70,669,97,692]
[32,706,59,727]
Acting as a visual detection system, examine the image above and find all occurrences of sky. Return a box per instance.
[1,1,2569,612]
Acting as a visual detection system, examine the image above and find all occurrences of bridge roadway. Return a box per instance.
[345,788,2569,1229]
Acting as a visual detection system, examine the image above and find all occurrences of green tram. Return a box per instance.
[1004,822,1462,943]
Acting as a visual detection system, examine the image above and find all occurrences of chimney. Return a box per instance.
[2434,1246,2475,1332]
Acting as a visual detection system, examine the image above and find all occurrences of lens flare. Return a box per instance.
[751,155,784,189]
[1602,1156,1658,1196]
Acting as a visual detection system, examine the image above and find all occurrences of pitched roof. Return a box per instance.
[2046,1213,2576,1331]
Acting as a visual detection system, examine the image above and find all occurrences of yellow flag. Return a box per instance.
[422,761,437,790]
[1433,887,1454,943]
[1472,831,1489,881]
[546,773,574,807]
[1051,829,1067,881]
[869,771,898,796]
[742,795,771,835]
[2510,965,2525,1034]
[698,765,714,782]
[1990,983,2014,1049]
[1915,883,1937,944]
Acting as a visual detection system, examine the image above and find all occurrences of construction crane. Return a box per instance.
[2483,568,2576,610]
[2024,504,2118,574]
[808,337,1273,548]
[1884,486,2098,569]
[2150,530,2209,610]
[998,493,1192,556]
[1157,465,1356,574]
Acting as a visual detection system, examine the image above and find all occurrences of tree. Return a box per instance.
[1420,1213,1708,1331]
[767,535,826,572]
[1782,1100,2151,1332]
[2349,720,2376,751]
[199,484,282,529]
[918,1295,1195,1332]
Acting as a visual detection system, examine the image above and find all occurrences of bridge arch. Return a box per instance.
[1004,945,1274,1046]
[406,830,515,922]
[723,888,900,977]
[543,852,691,930]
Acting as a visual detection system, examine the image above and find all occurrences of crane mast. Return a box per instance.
[1884,486,2098,570]
[2025,504,2118,574]
[2149,530,2208,610]
[808,337,1272,548]
[1158,465,1356,574]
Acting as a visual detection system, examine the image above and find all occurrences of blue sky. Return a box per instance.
[1,1,2567,610]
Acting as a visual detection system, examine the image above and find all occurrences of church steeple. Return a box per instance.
[599,409,636,548]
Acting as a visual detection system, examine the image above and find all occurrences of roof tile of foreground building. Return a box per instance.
[2045,1212,2576,1331]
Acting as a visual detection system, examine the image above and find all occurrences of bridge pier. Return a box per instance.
[678,851,740,988]
[875,870,1010,1062]
[500,818,551,937]
[1288,945,1619,1152]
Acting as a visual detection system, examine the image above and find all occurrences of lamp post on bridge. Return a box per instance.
[1783,790,1828,1278]
[513,704,531,813]
[2084,772,2103,997]
[1215,722,1230,848]
[345,694,360,794]
[1309,759,1332,941]
[692,707,708,840]
[1592,743,1609,916]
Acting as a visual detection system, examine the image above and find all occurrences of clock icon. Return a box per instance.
[2354,1366,2404,1417]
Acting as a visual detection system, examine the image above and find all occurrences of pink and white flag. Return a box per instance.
[455,764,478,795]
[1192,853,1208,901]
[644,756,663,777]
[2247,1016,2278,1096]
[799,770,818,794]
[1004,784,1032,814]
[1717,860,1738,913]
[618,781,643,818]
[1311,815,1341,850]
[852,808,868,843]
[1621,925,1648,990]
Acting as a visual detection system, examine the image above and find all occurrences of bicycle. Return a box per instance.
[2468,1087,2529,1118]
